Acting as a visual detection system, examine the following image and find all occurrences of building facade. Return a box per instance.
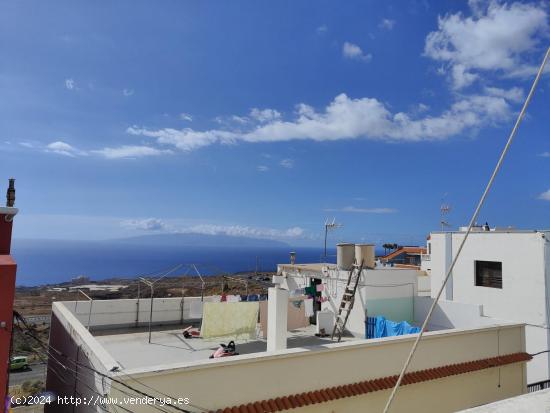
[423,228,550,385]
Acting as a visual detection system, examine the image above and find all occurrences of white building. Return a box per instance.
[44,243,534,412]
[423,227,550,386]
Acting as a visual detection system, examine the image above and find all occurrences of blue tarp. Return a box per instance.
[367,316,420,338]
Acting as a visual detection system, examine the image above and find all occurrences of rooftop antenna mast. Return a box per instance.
[440,194,452,231]
[323,218,342,261]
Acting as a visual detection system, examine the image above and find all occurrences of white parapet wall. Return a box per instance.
[414,297,549,385]
[322,268,419,337]
[111,323,528,413]
[62,296,217,330]
[47,302,121,413]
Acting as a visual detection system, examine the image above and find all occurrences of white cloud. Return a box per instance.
[316,25,328,34]
[279,158,294,169]
[425,1,548,89]
[257,165,269,172]
[65,78,76,90]
[538,189,550,201]
[250,108,281,123]
[484,86,525,103]
[324,206,398,214]
[121,218,306,239]
[538,152,550,157]
[182,224,305,239]
[45,141,84,157]
[121,218,168,231]
[180,113,193,122]
[91,145,173,159]
[379,19,396,30]
[123,88,134,96]
[127,126,238,151]
[342,42,372,62]
[127,90,518,151]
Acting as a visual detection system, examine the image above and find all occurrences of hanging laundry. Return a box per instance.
[220,294,227,302]
[247,294,259,302]
[305,286,316,296]
[201,302,259,339]
[316,284,325,292]
[227,295,240,303]
[290,288,303,297]
[240,295,248,301]
[291,300,302,309]
[304,298,314,317]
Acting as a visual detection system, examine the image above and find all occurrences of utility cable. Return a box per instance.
[15,312,191,413]
[382,47,550,413]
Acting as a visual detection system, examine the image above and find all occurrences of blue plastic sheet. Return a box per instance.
[367,316,420,338]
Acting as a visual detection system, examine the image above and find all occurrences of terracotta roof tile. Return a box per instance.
[211,352,531,412]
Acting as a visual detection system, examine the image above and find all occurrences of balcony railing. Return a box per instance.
[421,254,431,261]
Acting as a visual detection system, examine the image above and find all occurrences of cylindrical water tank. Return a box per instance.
[355,244,375,268]
[337,243,355,270]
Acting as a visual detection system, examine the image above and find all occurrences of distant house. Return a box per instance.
[380,246,427,267]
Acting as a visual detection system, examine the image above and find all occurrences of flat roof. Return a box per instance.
[94,325,356,370]
[431,229,550,234]
[278,263,337,272]
[459,388,550,412]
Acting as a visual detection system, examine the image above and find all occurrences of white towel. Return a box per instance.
[201,302,259,339]
[227,295,241,302]
[304,298,314,317]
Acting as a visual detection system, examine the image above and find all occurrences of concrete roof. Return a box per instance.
[278,263,337,273]
[94,325,356,371]
[459,388,550,412]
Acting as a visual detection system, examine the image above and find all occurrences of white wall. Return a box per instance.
[46,303,120,413]
[321,268,419,337]
[111,324,528,413]
[429,231,550,384]
[64,296,218,329]
[431,232,547,324]
[414,297,496,331]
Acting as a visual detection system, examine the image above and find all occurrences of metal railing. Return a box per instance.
[528,379,550,393]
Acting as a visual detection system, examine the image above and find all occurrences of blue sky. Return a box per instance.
[0,0,549,247]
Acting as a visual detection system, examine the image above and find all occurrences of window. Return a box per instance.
[475,260,502,289]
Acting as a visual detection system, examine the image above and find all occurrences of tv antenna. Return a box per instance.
[323,218,342,260]
[440,195,452,230]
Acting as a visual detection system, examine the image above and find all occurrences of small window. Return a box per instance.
[475,260,502,289]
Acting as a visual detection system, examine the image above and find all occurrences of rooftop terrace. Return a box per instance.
[93,324,355,370]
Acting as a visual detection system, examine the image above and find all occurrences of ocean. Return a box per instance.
[11,240,337,286]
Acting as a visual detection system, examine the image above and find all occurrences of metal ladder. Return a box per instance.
[331,259,364,342]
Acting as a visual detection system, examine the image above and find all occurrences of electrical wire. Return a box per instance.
[382,47,550,413]
[14,313,192,413]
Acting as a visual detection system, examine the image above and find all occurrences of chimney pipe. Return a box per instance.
[0,179,18,254]
[6,178,15,208]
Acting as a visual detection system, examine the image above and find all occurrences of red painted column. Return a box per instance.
[0,255,17,413]
[0,180,18,413]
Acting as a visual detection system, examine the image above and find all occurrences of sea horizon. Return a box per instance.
[12,241,374,287]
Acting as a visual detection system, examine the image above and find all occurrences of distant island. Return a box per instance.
[11,234,322,286]
[109,232,291,248]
